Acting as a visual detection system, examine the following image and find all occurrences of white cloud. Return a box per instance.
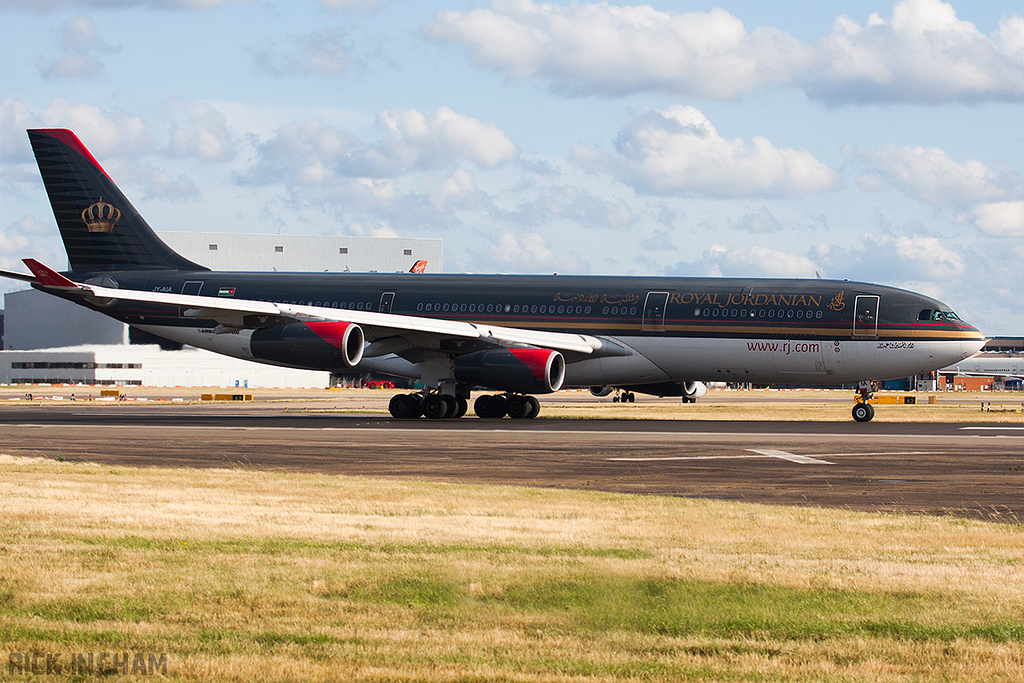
[423,1,807,99]
[730,207,784,233]
[808,0,1024,104]
[847,144,1022,207]
[35,15,117,81]
[638,229,677,252]
[813,233,966,283]
[572,106,839,199]
[376,106,518,170]
[0,98,42,163]
[424,0,1024,105]
[0,216,59,273]
[343,221,400,238]
[35,99,154,158]
[481,230,588,274]
[965,201,1024,237]
[243,108,518,190]
[688,244,818,278]
[421,169,484,213]
[165,99,237,163]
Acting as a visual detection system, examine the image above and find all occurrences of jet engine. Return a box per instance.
[455,348,564,394]
[250,321,364,369]
[589,386,614,397]
[683,381,708,399]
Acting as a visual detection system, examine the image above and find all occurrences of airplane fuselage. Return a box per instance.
[58,269,984,389]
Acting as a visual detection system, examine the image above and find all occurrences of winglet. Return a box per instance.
[22,259,79,289]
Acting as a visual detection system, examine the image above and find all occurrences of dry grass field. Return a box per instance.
[2,453,1022,682]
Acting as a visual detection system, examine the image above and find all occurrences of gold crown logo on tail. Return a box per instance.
[81,197,121,233]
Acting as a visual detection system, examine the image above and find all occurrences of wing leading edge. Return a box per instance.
[18,259,607,357]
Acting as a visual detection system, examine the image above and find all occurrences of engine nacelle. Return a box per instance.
[683,381,708,399]
[455,348,564,394]
[250,321,364,369]
[589,385,614,397]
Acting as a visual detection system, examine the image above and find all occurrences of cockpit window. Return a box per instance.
[920,309,961,322]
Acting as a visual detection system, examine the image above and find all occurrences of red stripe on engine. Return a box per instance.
[305,321,352,349]
[509,348,553,381]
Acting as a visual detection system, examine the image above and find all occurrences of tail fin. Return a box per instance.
[28,129,208,273]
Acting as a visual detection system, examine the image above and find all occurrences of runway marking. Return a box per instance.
[960,426,1024,431]
[746,448,835,464]
[610,448,834,465]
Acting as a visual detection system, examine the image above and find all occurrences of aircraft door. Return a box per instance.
[179,280,204,318]
[642,291,669,332]
[379,291,395,314]
[853,295,880,336]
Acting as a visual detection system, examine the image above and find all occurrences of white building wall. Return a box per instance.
[1,346,329,388]
[161,232,442,273]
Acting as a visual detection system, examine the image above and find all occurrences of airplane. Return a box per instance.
[0,129,986,422]
[937,356,1024,382]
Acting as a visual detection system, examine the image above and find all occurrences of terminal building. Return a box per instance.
[1,232,442,387]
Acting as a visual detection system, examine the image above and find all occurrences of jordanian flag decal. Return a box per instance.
[218,287,236,297]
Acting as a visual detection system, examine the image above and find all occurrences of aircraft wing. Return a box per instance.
[17,259,605,357]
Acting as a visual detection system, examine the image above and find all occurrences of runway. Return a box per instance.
[2,403,1022,522]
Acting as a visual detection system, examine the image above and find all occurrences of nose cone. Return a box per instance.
[957,323,986,361]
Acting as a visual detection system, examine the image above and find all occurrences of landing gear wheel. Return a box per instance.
[388,393,421,419]
[474,394,507,419]
[452,398,468,419]
[441,394,458,418]
[507,395,531,419]
[525,396,540,419]
[852,402,874,423]
[422,394,449,419]
[624,392,635,403]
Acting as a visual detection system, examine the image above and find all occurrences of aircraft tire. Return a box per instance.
[507,394,530,419]
[422,394,449,419]
[388,393,421,419]
[453,397,468,419]
[525,395,540,419]
[441,394,458,418]
[474,394,507,419]
[852,402,874,422]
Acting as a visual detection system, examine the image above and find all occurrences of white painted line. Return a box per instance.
[960,426,1024,431]
[609,448,834,465]
[610,455,775,462]
[745,448,835,465]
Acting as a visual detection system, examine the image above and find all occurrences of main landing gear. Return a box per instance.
[612,390,635,403]
[387,391,540,419]
[852,381,877,422]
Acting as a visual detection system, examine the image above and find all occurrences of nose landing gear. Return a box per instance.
[852,381,877,422]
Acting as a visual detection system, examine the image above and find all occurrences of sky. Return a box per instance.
[1,0,1022,336]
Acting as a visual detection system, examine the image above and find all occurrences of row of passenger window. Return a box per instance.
[694,307,823,320]
[416,302,610,315]
[272,300,375,310]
